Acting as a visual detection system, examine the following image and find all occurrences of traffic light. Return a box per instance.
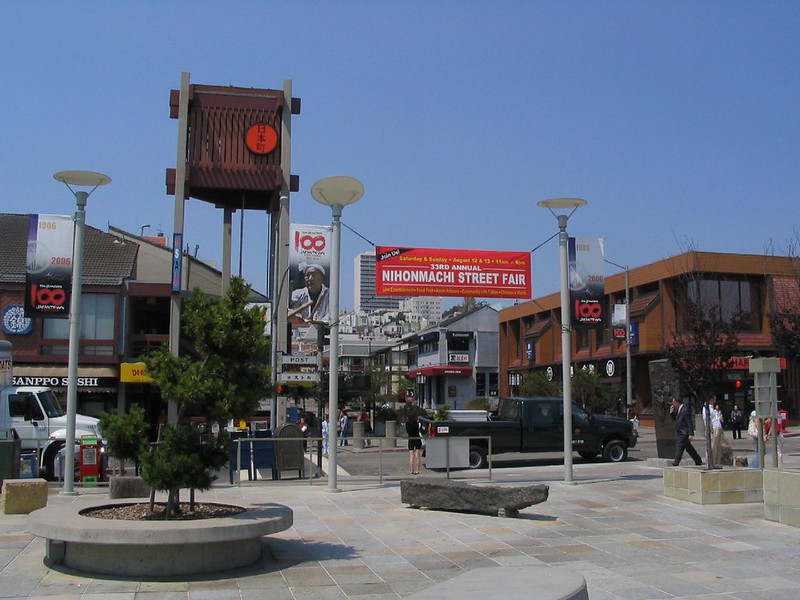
[317,325,331,348]
[276,383,287,396]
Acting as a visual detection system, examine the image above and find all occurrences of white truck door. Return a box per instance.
[8,391,48,448]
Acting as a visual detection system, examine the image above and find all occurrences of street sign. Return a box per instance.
[281,372,319,382]
[279,354,318,366]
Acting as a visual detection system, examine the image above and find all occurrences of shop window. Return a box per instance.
[43,294,115,339]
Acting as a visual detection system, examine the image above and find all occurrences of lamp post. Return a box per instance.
[605,259,632,411]
[537,197,587,484]
[53,170,111,495]
[311,176,364,492]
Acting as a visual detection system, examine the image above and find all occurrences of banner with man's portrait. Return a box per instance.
[288,224,332,325]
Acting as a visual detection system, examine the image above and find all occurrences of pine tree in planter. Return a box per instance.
[141,277,271,518]
[99,404,149,475]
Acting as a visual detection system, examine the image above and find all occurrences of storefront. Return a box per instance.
[11,365,119,417]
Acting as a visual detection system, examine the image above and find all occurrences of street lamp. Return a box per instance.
[53,170,111,495]
[605,259,632,412]
[537,197,587,485]
[311,176,364,492]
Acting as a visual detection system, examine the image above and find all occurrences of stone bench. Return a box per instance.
[407,565,587,600]
[27,498,293,576]
[1,478,48,514]
[400,478,548,517]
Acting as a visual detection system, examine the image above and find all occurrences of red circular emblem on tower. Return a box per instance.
[245,123,278,155]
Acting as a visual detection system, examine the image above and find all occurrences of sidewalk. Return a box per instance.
[2,453,800,599]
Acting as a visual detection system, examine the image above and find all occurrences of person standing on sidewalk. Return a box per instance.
[729,404,744,440]
[702,396,723,465]
[671,397,703,466]
[338,409,349,447]
[406,418,423,475]
[321,415,329,457]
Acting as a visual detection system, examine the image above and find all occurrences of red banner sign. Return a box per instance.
[375,246,531,299]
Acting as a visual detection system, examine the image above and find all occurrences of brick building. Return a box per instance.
[500,251,800,420]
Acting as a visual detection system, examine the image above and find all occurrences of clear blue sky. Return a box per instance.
[3,2,798,310]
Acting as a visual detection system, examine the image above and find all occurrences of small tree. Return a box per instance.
[770,245,800,363]
[99,405,149,475]
[142,277,271,517]
[665,296,742,469]
[519,371,559,397]
[572,369,605,413]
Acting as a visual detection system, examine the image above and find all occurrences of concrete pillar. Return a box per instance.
[385,420,396,448]
[352,421,365,449]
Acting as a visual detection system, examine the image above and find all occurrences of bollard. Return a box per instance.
[352,421,365,449]
[384,420,396,448]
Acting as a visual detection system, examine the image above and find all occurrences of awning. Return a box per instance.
[407,365,473,379]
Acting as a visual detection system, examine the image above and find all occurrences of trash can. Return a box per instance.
[275,423,304,479]
[0,438,21,487]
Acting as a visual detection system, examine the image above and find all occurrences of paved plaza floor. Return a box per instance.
[1,430,799,599]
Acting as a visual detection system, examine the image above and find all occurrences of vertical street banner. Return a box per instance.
[25,214,74,317]
[612,303,628,340]
[568,237,605,328]
[288,224,332,325]
[375,246,532,299]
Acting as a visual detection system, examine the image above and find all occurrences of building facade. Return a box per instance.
[499,251,800,420]
[0,214,263,438]
[407,304,499,409]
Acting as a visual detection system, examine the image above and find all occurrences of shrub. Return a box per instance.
[466,397,490,411]
[374,404,398,422]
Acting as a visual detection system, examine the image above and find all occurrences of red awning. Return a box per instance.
[407,365,473,378]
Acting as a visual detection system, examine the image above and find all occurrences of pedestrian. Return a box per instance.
[338,409,349,447]
[357,409,372,447]
[729,404,743,440]
[321,415,329,457]
[297,415,309,450]
[627,402,639,437]
[748,409,761,468]
[702,396,723,465]
[670,397,703,466]
[406,418,422,475]
[764,417,785,467]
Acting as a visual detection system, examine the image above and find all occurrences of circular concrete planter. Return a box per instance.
[28,499,293,576]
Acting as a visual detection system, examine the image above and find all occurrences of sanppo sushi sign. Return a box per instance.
[375,246,531,299]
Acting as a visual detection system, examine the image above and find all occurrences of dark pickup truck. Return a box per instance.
[419,396,638,469]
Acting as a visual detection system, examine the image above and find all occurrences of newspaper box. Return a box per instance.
[79,435,100,485]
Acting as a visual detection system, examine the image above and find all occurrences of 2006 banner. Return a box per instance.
[25,214,74,317]
[375,246,532,299]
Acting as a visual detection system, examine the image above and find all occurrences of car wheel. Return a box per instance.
[578,451,597,461]
[602,440,627,463]
[468,445,487,469]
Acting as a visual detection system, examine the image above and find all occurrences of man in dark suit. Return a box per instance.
[670,397,702,466]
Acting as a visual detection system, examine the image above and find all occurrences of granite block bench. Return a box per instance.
[1,478,48,514]
[400,478,548,517]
